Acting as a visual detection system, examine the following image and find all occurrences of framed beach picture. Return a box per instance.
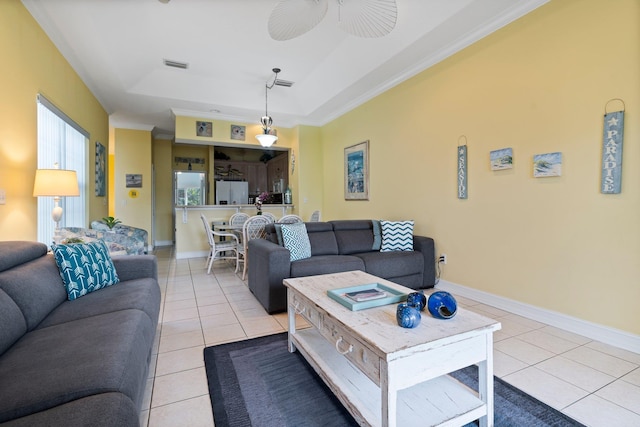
[533,152,562,177]
[230,124,245,141]
[196,121,212,137]
[95,141,106,196]
[345,140,369,200]
[126,174,143,188]
[490,148,513,170]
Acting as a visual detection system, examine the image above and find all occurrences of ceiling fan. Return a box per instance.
[268,0,398,41]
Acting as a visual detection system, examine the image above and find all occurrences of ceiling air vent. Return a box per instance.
[274,79,294,87]
[163,59,189,69]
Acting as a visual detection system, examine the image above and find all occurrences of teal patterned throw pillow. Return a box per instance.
[380,220,414,252]
[281,223,312,261]
[52,240,120,300]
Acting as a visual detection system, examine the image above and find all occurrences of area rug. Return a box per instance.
[204,333,585,427]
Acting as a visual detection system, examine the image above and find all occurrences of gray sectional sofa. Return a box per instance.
[0,241,160,427]
[248,220,436,313]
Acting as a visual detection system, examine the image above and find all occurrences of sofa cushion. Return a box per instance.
[0,309,154,423]
[0,290,26,356]
[0,242,48,273]
[51,241,120,300]
[355,250,424,279]
[306,222,339,256]
[0,255,67,331]
[290,255,365,278]
[0,393,139,427]
[331,220,376,255]
[380,220,414,251]
[281,223,312,261]
[36,278,161,330]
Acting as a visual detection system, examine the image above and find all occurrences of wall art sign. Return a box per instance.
[126,174,142,188]
[457,144,467,199]
[601,110,624,194]
[95,141,106,196]
[196,121,212,137]
[230,124,245,140]
[345,140,369,200]
[533,152,562,177]
[490,148,513,170]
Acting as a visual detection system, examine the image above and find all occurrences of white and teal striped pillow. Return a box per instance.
[52,240,120,300]
[281,223,312,261]
[380,220,414,252]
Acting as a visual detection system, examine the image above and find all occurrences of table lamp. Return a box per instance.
[33,168,80,243]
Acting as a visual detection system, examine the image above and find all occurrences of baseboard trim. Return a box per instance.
[154,240,173,247]
[176,250,207,260]
[437,279,640,354]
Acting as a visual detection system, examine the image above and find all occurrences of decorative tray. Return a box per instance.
[327,283,407,311]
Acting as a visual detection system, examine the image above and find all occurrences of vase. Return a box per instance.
[427,291,458,319]
[406,291,426,311]
[396,303,421,328]
[257,210,262,215]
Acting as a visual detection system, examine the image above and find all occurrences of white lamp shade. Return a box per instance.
[33,169,80,197]
[256,133,278,148]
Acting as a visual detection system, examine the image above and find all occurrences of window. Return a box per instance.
[36,94,88,245]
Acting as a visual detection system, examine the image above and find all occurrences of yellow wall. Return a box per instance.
[322,0,640,334]
[296,125,323,221]
[113,128,152,237]
[0,1,108,239]
[153,138,174,244]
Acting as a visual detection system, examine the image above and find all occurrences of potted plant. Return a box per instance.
[102,216,122,230]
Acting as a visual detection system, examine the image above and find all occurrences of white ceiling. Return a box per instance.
[22,0,548,137]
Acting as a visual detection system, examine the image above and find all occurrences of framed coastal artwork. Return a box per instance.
[230,124,245,141]
[196,121,212,137]
[345,140,369,200]
[533,152,562,177]
[95,141,106,196]
[490,148,513,170]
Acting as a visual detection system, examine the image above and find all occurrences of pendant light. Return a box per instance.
[256,68,280,148]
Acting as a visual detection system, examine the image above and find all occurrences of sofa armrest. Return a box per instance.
[248,239,291,314]
[413,235,436,288]
[112,255,158,282]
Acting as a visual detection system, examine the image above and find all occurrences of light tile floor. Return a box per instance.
[141,247,640,427]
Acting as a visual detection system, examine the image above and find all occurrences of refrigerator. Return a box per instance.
[215,181,248,205]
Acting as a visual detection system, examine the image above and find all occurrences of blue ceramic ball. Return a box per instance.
[406,292,427,311]
[396,303,421,328]
[427,291,458,319]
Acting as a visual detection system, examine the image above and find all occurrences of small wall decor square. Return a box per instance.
[126,174,142,188]
[345,140,369,200]
[196,121,212,137]
[490,148,513,170]
[533,152,562,177]
[230,124,245,141]
[95,141,106,196]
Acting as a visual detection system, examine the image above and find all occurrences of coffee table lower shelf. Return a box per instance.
[291,328,487,427]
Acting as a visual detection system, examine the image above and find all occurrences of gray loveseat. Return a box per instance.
[248,220,436,313]
[0,241,160,427]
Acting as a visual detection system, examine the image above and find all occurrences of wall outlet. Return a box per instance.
[438,254,447,264]
[0,189,5,205]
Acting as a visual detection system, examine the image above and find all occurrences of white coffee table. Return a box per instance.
[284,271,501,427]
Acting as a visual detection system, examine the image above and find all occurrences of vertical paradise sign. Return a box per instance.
[601,100,625,194]
[457,136,468,199]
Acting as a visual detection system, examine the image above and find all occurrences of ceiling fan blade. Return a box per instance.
[337,0,397,38]
[268,0,329,41]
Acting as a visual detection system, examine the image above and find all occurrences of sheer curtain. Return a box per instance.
[36,94,88,245]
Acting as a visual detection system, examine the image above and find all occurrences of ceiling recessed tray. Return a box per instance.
[327,283,407,311]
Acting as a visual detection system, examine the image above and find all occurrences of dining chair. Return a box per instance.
[309,210,321,222]
[278,214,303,224]
[241,215,271,280]
[261,212,277,223]
[200,214,240,274]
[229,212,249,226]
